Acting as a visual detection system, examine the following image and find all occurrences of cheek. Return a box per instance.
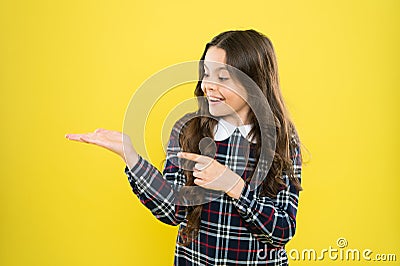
[223,90,247,108]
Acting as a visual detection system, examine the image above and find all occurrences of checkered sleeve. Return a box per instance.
[232,144,302,248]
[124,118,188,226]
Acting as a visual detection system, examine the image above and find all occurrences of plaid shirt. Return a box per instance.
[124,116,302,265]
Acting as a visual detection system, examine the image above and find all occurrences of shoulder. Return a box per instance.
[289,132,302,164]
[168,112,198,139]
[170,112,197,133]
[173,112,196,128]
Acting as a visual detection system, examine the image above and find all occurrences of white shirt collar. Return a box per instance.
[213,118,256,143]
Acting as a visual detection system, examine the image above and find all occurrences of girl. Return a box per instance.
[66,29,302,265]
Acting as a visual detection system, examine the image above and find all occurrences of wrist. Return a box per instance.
[123,149,139,169]
[226,178,245,199]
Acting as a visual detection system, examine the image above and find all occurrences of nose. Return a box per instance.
[202,80,217,94]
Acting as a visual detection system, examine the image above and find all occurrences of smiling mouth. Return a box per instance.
[207,96,225,103]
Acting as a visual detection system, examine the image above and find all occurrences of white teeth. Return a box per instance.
[209,96,223,101]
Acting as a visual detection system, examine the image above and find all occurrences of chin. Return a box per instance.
[208,108,221,117]
[209,108,230,118]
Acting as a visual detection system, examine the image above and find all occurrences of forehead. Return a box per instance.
[204,46,226,65]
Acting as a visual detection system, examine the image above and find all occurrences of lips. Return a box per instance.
[207,95,225,104]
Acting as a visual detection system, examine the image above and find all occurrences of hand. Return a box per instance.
[177,152,245,199]
[65,128,139,168]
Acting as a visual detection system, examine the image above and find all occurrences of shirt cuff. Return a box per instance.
[124,154,152,194]
[232,183,275,244]
[232,182,258,222]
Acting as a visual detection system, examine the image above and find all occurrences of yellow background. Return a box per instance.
[1,0,399,265]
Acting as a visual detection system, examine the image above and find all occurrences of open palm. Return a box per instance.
[65,128,138,167]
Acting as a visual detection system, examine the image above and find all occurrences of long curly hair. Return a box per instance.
[178,29,302,246]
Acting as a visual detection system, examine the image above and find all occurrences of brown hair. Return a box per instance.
[178,29,302,245]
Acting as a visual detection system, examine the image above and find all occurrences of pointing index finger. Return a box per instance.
[177,152,211,164]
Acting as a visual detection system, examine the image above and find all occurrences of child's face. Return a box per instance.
[202,46,250,126]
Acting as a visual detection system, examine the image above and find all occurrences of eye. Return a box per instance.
[218,69,230,81]
[203,73,210,78]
